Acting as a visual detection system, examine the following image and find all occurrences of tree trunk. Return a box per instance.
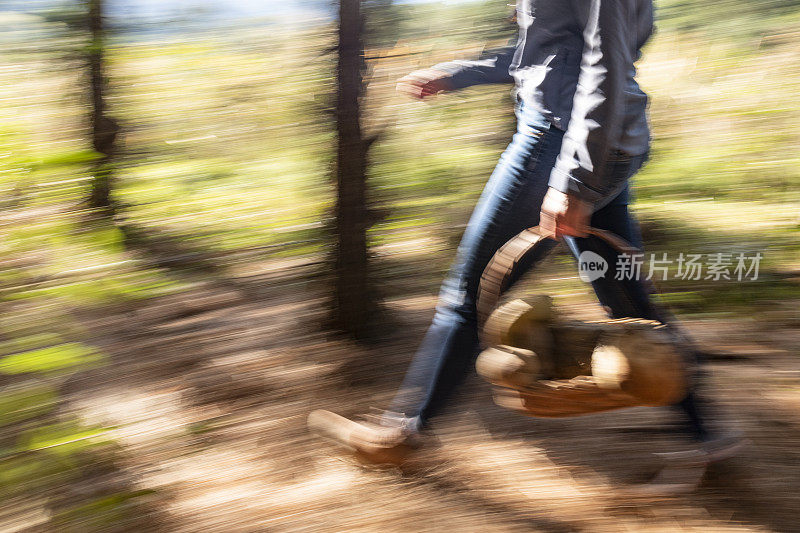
[331,0,375,338]
[87,0,118,212]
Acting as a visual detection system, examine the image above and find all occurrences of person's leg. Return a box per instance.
[562,154,711,442]
[389,113,564,428]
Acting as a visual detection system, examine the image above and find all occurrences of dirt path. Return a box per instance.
[50,264,800,532]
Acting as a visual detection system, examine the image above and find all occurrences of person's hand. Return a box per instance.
[396,69,454,100]
[539,187,592,239]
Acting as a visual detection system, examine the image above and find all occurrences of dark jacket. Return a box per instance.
[433,0,654,205]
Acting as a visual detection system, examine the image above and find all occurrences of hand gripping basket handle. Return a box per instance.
[476,226,641,333]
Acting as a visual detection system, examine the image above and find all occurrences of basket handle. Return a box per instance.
[476,226,641,331]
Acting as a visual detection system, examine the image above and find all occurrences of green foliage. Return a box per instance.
[20,421,111,454]
[0,454,80,499]
[0,343,104,375]
[38,2,88,33]
[0,383,57,427]
[657,0,800,38]
[364,0,404,49]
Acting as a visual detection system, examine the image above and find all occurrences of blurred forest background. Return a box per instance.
[0,0,799,531]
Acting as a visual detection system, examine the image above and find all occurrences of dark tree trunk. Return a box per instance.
[86,0,118,212]
[331,0,376,338]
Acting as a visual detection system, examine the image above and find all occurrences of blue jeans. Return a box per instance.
[390,108,709,441]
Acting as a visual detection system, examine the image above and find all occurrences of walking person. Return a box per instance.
[310,0,741,487]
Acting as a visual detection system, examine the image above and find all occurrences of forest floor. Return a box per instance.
[5,246,798,532]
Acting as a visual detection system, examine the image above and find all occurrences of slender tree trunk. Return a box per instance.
[87,0,118,212]
[331,0,375,338]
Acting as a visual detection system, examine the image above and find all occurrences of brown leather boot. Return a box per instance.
[307,410,427,467]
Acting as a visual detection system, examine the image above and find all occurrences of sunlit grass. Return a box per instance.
[0,343,105,375]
